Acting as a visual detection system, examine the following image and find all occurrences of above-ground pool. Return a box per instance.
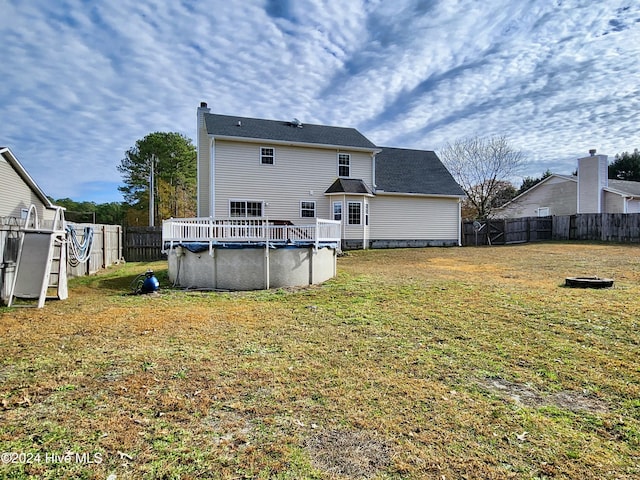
[163,218,341,290]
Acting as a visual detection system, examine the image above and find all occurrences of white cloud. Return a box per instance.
[1,0,639,201]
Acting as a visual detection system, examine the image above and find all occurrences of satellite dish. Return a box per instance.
[473,221,482,232]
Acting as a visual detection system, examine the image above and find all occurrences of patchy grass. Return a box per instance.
[0,243,639,479]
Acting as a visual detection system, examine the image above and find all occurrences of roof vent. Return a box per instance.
[237,120,242,127]
[291,118,303,128]
[589,149,597,156]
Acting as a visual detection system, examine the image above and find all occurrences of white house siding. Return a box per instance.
[627,199,640,213]
[213,140,373,222]
[369,194,459,245]
[577,155,607,214]
[497,178,577,218]
[0,158,48,220]
[197,116,211,216]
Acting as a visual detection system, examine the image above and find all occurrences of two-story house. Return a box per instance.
[195,102,464,249]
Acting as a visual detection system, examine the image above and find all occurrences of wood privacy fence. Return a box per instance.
[553,213,640,242]
[462,216,552,246]
[462,213,640,246]
[124,226,164,261]
[1,221,123,303]
[65,223,123,277]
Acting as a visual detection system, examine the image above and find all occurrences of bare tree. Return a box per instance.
[439,135,524,220]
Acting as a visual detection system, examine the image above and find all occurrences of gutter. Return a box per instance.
[210,135,381,154]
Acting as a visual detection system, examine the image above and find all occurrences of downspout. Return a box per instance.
[458,198,462,246]
[210,138,215,217]
[371,152,377,191]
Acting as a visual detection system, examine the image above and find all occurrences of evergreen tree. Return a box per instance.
[117,132,197,225]
[517,169,552,195]
[608,149,640,181]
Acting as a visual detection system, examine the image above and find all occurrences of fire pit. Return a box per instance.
[565,276,614,289]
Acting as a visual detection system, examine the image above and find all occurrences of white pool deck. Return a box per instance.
[162,217,342,290]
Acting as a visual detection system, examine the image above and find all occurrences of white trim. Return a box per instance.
[371,152,377,189]
[300,200,316,218]
[210,134,381,154]
[228,199,264,217]
[332,201,342,221]
[196,139,201,217]
[603,186,640,198]
[457,199,462,246]
[347,201,362,225]
[325,191,375,198]
[0,147,55,209]
[373,191,465,199]
[537,207,550,216]
[210,138,215,217]
[337,153,350,178]
[260,146,275,165]
[365,202,369,226]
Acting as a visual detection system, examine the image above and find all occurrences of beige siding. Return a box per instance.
[604,191,625,213]
[341,196,368,240]
[0,158,48,220]
[497,178,577,218]
[213,140,373,221]
[369,194,459,240]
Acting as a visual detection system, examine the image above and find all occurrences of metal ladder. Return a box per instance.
[7,206,68,308]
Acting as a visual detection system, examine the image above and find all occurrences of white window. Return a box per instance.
[230,200,263,217]
[537,207,550,217]
[348,202,361,225]
[333,201,342,221]
[300,201,316,218]
[365,203,369,226]
[260,147,275,165]
[338,153,350,177]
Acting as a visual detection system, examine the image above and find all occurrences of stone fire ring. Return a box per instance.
[565,276,614,289]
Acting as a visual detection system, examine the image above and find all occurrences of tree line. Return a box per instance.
[54,132,197,226]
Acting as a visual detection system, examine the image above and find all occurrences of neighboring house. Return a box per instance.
[496,151,640,218]
[1,146,60,304]
[0,146,57,223]
[196,102,465,249]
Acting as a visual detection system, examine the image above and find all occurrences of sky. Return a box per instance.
[1,0,639,204]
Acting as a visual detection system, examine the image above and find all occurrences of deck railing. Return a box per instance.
[162,217,341,251]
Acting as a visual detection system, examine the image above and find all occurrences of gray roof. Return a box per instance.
[325,178,374,195]
[204,113,378,150]
[543,175,640,197]
[607,179,640,197]
[375,147,465,196]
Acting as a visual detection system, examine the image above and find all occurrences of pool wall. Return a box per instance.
[167,245,337,290]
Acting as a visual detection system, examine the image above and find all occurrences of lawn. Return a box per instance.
[0,242,639,479]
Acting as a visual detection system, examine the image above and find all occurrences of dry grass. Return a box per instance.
[0,243,639,479]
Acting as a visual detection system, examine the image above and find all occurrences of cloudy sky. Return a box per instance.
[2,0,639,203]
